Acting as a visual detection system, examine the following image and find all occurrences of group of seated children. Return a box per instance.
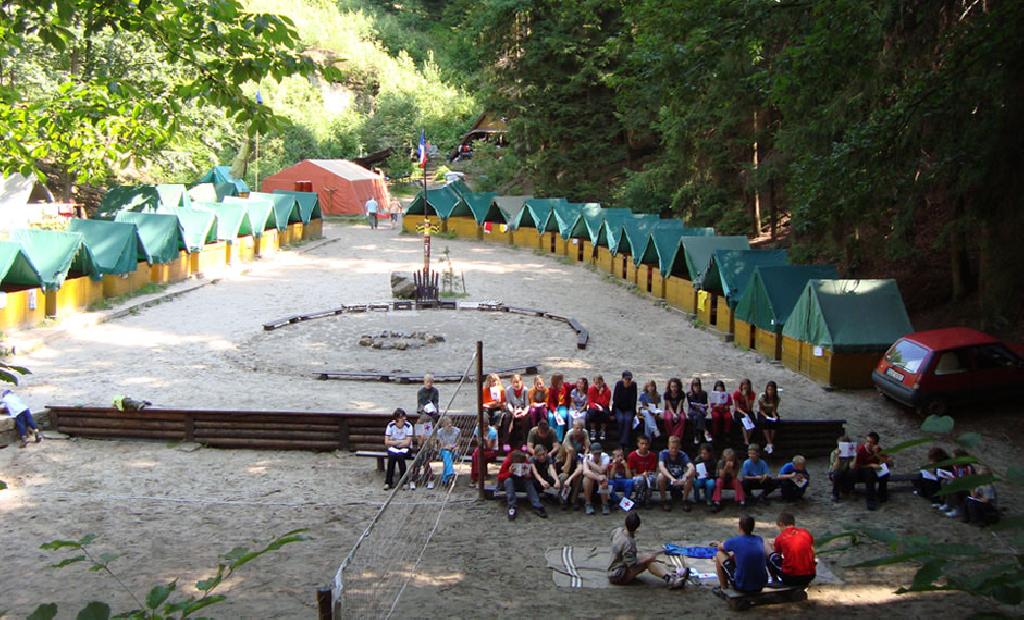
[608,511,817,593]
[490,430,809,520]
[911,446,998,526]
[480,370,786,456]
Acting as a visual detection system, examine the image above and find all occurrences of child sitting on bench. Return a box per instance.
[715,515,769,594]
[767,512,816,587]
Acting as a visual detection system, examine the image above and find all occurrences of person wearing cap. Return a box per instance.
[583,442,613,515]
[612,371,638,451]
[2,388,42,448]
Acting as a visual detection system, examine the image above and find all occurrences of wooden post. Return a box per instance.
[476,340,485,501]
[316,586,333,620]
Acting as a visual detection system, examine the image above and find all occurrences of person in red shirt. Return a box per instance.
[482,373,507,426]
[586,374,612,441]
[497,450,547,521]
[853,431,891,511]
[546,373,572,438]
[767,512,816,587]
[627,436,659,507]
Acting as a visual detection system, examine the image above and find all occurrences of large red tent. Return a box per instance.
[260,159,391,216]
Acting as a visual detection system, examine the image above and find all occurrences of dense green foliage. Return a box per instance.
[439,0,1024,328]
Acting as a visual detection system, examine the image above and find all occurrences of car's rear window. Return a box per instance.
[885,339,929,373]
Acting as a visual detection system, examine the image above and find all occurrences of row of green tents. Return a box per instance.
[406,182,913,355]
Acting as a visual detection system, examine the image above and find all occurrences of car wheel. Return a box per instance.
[917,397,949,417]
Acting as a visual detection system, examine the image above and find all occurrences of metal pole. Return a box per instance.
[255,131,260,191]
[476,340,485,501]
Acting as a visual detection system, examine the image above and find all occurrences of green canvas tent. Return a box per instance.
[223,196,275,234]
[156,184,191,210]
[634,225,715,272]
[96,186,160,218]
[617,216,683,260]
[0,241,43,289]
[11,229,98,290]
[703,249,790,306]
[67,219,145,276]
[782,279,913,352]
[172,208,218,251]
[459,191,501,224]
[191,202,253,241]
[562,203,603,240]
[405,185,465,219]
[734,264,840,332]
[272,190,323,223]
[189,182,237,204]
[673,236,750,283]
[601,211,638,253]
[114,212,187,264]
[552,202,585,238]
[509,198,568,231]
[447,178,470,196]
[582,207,631,245]
[492,195,532,225]
[199,165,250,194]
[247,192,301,229]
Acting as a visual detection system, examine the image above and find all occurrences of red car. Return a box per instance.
[873,327,1024,416]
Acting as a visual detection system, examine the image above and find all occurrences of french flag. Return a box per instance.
[418,130,427,169]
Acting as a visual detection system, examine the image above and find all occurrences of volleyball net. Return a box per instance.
[330,348,483,618]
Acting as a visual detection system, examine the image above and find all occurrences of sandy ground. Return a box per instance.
[1,221,1021,618]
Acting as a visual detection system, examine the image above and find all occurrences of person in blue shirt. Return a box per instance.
[715,515,769,593]
[778,455,810,502]
[657,436,695,512]
[741,444,777,505]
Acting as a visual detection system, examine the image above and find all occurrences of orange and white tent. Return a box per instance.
[260,159,391,216]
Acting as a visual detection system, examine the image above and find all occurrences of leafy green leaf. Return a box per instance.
[196,565,225,592]
[180,594,227,616]
[935,474,997,496]
[41,539,84,551]
[146,580,177,609]
[885,437,934,454]
[991,584,1023,605]
[956,432,982,449]
[1005,466,1024,485]
[911,559,946,589]
[921,415,955,434]
[28,603,59,620]
[51,555,87,568]
[848,551,927,568]
[76,601,111,620]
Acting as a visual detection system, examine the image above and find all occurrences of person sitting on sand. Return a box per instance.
[384,408,413,490]
[767,512,816,587]
[627,436,659,508]
[2,389,42,449]
[531,445,562,496]
[609,512,689,589]
[416,374,440,421]
[498,450,548,521]
[712,448,745,512]
[778,455,810,502]
[471,420,499,484]
[913,446,950,505]
[714,515,768,594]
[658,435,695,512]
[527,418,561,459]
[583,442,614,516]
[964,466,999,527]
[586,374,611,441]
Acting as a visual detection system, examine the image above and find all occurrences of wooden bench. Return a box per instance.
[46,405,419,453]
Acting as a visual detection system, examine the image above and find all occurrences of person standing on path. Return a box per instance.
[364,195,379,229]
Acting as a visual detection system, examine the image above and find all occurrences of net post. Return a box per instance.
[476,339,485,501]
[316,586,333,620]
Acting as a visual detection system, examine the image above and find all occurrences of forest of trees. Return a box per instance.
[0,0,1021,332]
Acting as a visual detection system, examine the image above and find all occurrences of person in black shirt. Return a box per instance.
[416,374,440,421]
[612,370,638,451]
